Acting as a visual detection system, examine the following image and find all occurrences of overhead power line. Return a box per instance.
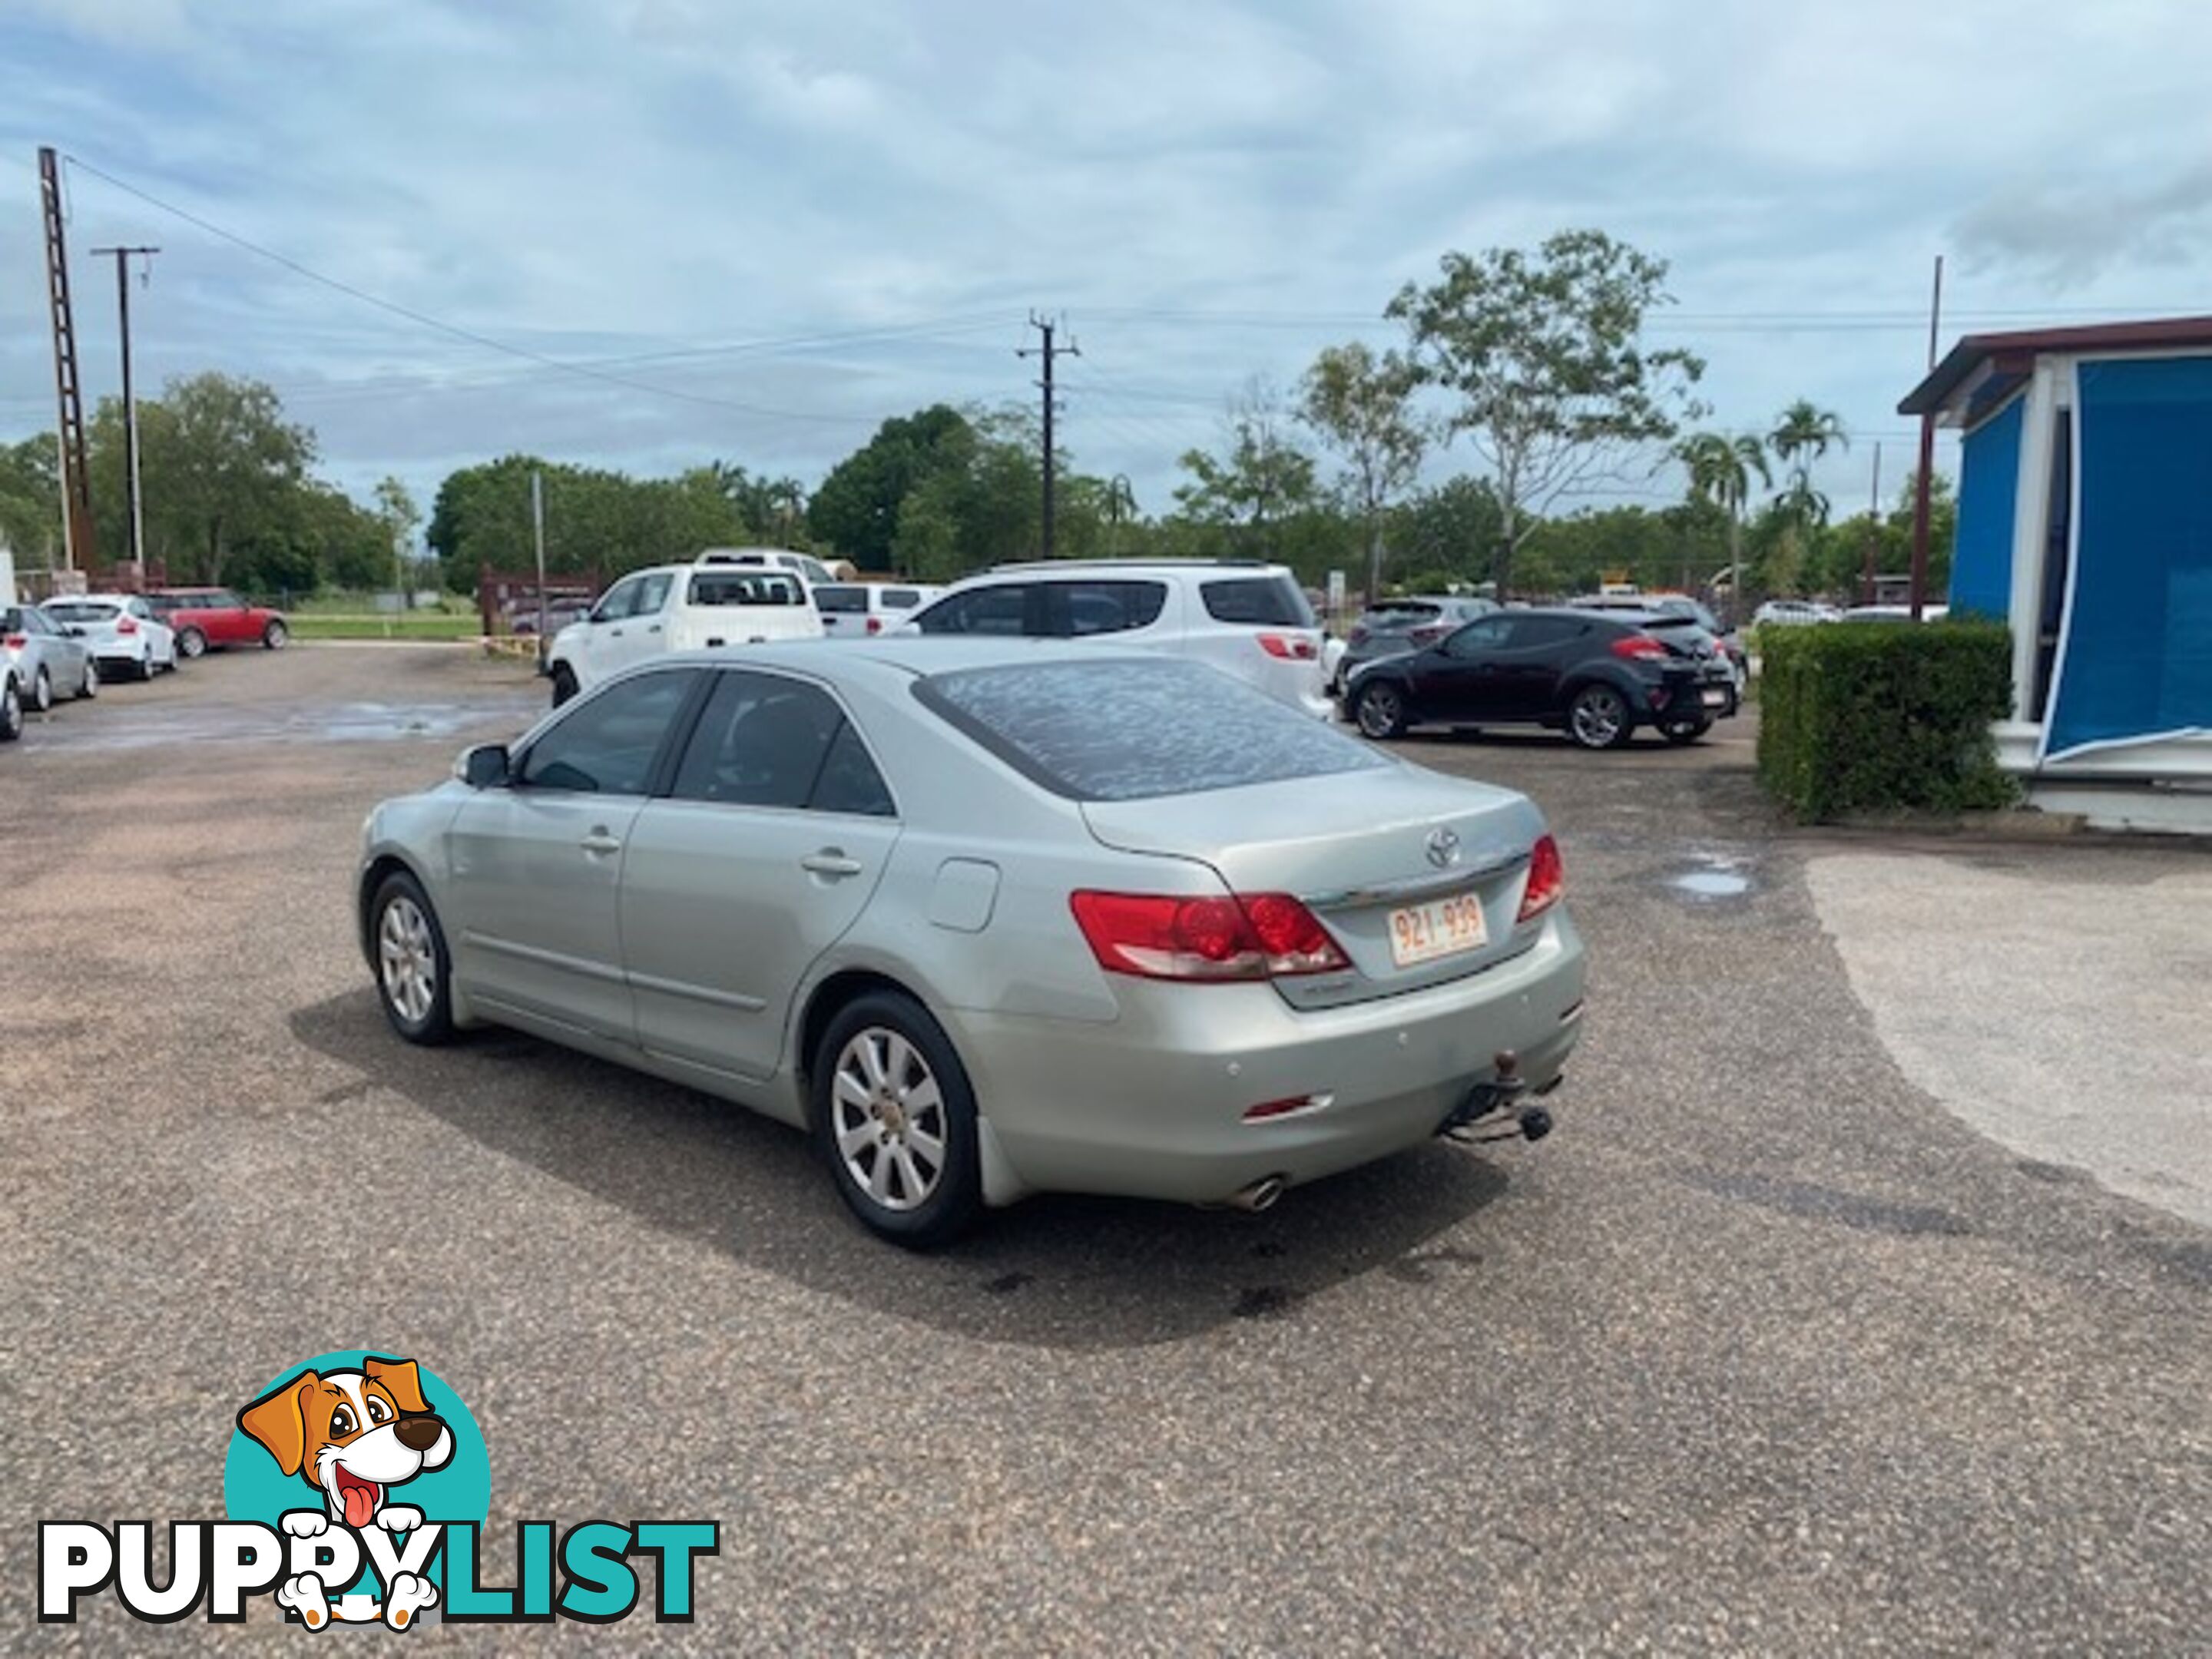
[58,153,949,426]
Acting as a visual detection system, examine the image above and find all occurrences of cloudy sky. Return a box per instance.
[4,0,2210,525]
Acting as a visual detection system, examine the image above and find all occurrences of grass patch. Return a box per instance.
[289,613,482,641]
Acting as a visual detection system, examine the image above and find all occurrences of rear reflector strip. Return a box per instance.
[1242,1091,1334,1123]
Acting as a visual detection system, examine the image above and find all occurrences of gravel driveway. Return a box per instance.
[3,650,2206,1654]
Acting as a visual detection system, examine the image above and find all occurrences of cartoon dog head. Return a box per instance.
[238,1356,454,1529]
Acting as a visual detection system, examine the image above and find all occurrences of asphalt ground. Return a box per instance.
[2,647,2207,1654]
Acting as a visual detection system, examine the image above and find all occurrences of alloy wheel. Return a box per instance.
[1570,687,1628,749]
[1356,684,1404,740]
[829,1026,949,1213]
[378,894,439,1027]
[32,668,51,714]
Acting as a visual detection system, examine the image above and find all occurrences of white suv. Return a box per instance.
[548,557,824,704]
[893,560,1328,717]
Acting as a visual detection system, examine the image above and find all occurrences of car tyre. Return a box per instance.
[0,677,21,742]
[1567,684,1634,750]
[370,870,456,1046]
[139,651,160,681]
[811,990,983,1250]
[263,619,289,650]
[177,627,207,660]
[31,667,52,714]
[1661,717,1713,745]
[1353,680,1408,740]
[80,658,98,700]
[549,662,579,708]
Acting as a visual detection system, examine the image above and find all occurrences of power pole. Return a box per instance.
[1863,441,1883,606]
[1018,313,1079,557]
[38,147,97,575]
[1908,254,1942,619]
[91,243,160,575]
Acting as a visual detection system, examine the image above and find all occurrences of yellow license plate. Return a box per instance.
[1388,892,1488,967]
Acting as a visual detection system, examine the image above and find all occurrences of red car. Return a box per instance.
[145,588,290,658]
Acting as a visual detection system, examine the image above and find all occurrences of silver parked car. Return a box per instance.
[357,642,1587,1245]
[2,603,100,719]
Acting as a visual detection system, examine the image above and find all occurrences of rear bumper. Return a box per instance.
[944,908,1588,1204]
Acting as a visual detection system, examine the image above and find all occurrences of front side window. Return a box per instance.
[590,576,641,624]
[517,670,697,795]
[668,671,889,812]
[1443,617,1515,657]
[914,585,1031,636]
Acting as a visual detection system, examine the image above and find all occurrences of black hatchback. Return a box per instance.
[1339,608,1737,749]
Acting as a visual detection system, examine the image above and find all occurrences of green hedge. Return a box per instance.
[1757,621,2016,820]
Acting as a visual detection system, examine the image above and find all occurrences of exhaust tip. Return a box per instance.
[1227,1174,1287,1213]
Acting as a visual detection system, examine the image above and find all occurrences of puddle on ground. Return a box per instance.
[1666,851,1754,901]
[56,697,542,751]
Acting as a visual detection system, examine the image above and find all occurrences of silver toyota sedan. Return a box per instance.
[357,641,1587,1246]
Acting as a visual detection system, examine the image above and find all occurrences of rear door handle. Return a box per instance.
[801,850,864,877]
[579,831,623,856]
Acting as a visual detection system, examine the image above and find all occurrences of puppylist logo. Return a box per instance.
[39,1350,718,1630]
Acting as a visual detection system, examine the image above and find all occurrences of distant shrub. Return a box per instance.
[1758,621,2015,820]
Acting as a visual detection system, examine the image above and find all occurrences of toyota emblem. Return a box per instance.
[1425,827,1461,869]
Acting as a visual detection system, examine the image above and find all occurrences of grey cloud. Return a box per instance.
[1955,161,2212,283]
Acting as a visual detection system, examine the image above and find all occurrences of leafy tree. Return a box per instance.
[1388,229,1705,596]
[1383,476,1506,592]
[1173,378,1321,561]
[373,476,421,602]
[808,405,974,570]
[84,373,316,583]
[1297,342,1426,604]
[0,436,60,565]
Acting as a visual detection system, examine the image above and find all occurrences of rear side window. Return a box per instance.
[813,584,867,614]
[668,671,892,814]
[687,571,803,607]
[1201,575,1316,628]
[879,588,922,609]
[1505,616,1590,648]
[1049,580,1167,637]
[916,659,1389,802]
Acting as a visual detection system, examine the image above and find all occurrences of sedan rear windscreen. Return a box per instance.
[915,659,1389,802]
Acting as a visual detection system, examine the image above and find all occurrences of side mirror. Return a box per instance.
[455,743,511,788]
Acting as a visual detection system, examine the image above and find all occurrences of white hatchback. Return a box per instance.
[893,561,1329,717]
[41,593,180,680]
[547,558,824,704]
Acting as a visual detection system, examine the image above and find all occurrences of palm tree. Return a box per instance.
[1676,431,1771,597]
[1767,401,1848,474]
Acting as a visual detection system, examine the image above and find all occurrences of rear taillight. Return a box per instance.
[1517,834,1565,922]
[1069,890,1349,982]
[1407,624,1449,647]
[1610,634,1670,662]
[866,617,882,634]
[1348,624,1369,645]
[1257,632,1317,661]
[117,618,138,635]
[2,634,23,651]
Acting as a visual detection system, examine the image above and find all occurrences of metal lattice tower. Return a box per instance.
[38,146,98,574]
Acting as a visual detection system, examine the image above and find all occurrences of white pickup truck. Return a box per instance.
[547,555,826,706]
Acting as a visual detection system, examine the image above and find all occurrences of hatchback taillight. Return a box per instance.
[1408,624,1449,647]
[3,634,24,651]
[1517,834,1565,922]
[1257,633,1317,661]
[117,618,138,635]
[1069,890,1349,981]
[1610,634,1670,662]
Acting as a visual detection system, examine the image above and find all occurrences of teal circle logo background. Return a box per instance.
[224,1351,490,1551]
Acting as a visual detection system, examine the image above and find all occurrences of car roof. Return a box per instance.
[625,636,1169,690]
[967,558,1289,580]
